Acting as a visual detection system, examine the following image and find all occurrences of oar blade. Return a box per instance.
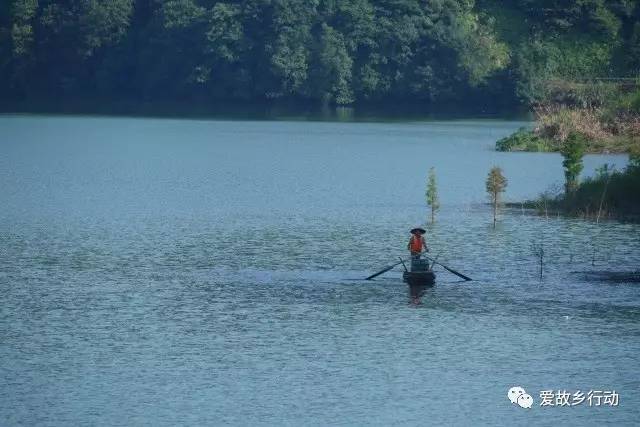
[365,260,402,280]
[423,255,472,281]
[442,265,472,281]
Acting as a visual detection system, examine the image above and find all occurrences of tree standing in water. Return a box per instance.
[425,167,440,223]
[486,166,508,228]
[561,132,585,196]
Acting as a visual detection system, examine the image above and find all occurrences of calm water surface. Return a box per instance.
[1,116,639,426]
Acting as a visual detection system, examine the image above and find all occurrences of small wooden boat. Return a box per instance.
[403,257,436,286]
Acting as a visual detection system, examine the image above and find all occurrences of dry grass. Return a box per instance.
[535,105,609,141]
[533,104,640,153]
[614,114,640,137]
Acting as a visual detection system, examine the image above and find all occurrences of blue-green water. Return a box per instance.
[1,116,638,426]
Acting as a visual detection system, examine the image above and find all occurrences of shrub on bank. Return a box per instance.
[615,87,640,115]
[567,161,640,219]
[523,154,640,221]
[496,127,551,151]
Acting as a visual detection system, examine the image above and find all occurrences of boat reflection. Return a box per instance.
[408,284,430,306]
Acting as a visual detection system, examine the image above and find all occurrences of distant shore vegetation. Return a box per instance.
[512,149,640,221]
[1,1,639,113]
[496,80,640,154]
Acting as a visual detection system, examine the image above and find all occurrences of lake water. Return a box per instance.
[1,115,639,426]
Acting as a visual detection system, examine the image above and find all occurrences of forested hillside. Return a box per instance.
[1,0,638,109]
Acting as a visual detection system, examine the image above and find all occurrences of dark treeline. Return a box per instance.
[1,0,639,111]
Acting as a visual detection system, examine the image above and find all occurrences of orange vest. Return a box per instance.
[410,236,423,252]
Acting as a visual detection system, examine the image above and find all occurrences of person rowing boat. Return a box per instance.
[365,226,471,282]
[403,227,434,285]
[407,227,428,257]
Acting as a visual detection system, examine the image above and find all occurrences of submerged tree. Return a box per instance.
[561,132,586,196]
[531,241,544,280]
[425,167,439,223]
[486,166,508,228]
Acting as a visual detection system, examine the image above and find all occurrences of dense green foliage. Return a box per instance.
[479,0,640,104]
[1,0,639,108]
[560,132,586,194]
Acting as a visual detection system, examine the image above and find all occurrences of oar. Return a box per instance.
[365,259,405,280]
[422,254,472,281]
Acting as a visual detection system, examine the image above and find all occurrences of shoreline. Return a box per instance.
[504,202,640,223]
[496,127,638,154]
[0,95,532,123]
